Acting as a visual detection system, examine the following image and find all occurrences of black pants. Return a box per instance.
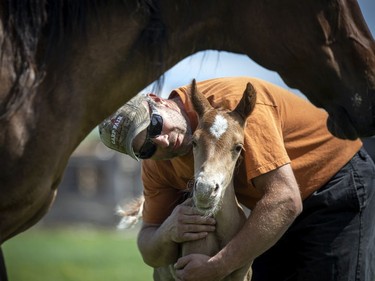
[252,148,375,281]
[0,247,8,281]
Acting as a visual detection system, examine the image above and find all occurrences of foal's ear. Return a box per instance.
[190,79,212,117]
[233,82,257,124]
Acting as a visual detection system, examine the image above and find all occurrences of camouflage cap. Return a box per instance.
[98,94,151,161]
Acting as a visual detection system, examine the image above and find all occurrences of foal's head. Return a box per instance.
[190,80,257,215]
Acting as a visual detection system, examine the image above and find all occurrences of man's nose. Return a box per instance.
[152,135,170,148]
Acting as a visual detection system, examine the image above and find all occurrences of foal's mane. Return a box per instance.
[0,0,165,119]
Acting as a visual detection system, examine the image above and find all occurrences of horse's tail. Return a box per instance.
[116,196,144,229]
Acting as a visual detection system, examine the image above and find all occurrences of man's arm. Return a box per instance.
[175,164,303,280]
[137,198,216,267]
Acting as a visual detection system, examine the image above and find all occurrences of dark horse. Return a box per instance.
[0,0,374,251]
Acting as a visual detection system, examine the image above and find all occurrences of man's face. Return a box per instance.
[132,102,193,160]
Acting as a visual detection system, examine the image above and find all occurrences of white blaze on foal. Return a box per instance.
[210,114,228,139]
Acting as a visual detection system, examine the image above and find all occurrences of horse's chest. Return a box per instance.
[181,232,222,257]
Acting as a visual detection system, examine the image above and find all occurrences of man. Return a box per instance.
[99,77,375,281]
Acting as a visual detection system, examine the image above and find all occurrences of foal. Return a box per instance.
[153,80,257,280]
[119,80,257,280]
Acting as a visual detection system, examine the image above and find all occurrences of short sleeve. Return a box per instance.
[243,102,290,180]
[141,160,189,224]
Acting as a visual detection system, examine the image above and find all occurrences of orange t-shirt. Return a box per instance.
[141,77,362,224]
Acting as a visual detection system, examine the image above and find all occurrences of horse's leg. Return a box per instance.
[0,247,8,281]
[227,263,252,281]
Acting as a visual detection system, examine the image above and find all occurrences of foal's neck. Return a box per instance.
[214,181,245,244]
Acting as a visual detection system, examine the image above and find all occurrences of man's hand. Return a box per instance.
[137,198,216,267]
[174,254,224,281]
[164,198,216,243]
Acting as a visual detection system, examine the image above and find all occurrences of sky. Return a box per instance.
[144,0,374,99]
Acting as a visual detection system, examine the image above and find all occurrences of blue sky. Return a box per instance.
[145,0,374,99]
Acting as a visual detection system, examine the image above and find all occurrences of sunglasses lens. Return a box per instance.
[137,104,163,159]
[136,109,163,159]
[138,141,156,159]
[148,114,163,137]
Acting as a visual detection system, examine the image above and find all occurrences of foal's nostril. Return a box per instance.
[214,184,219,192]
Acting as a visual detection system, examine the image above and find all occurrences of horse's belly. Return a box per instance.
[0,181,57,244]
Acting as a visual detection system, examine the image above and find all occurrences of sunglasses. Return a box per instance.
[135,102,163,159]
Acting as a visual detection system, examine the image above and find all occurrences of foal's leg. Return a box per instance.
[229,264,252,281]
[153,266,175,281]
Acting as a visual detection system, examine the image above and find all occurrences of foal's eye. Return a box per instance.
[234,144,243,153]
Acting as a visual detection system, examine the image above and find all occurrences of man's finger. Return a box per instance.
[182,214,216,225]
[181,231,209,241]
[174,255,190,270]
[181,223,215,233]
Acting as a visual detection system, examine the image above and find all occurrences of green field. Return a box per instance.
[3,226,153,281]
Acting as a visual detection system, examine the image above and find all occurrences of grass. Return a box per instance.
[2,226,153,281]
